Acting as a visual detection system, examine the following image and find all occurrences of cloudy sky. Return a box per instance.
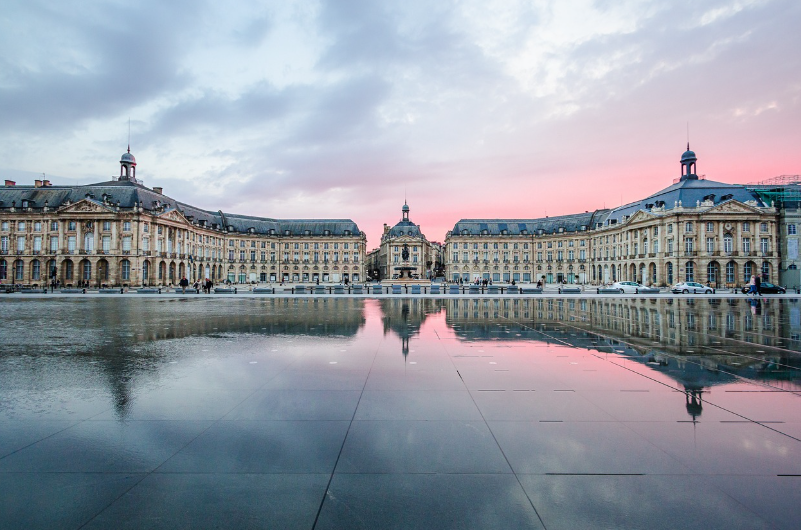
[2,0,799,248]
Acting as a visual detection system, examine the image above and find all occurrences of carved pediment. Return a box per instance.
[626,210,656,224]
[58,199,113,214]
[157,208,189,224]
[704,200,763,215]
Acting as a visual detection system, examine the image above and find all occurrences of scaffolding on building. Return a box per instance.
[746,175,801,208]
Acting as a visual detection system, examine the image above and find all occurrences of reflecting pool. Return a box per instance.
[1,297,800,529]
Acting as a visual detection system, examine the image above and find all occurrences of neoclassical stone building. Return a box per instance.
[445,147,780,287]
[0,149,365,287]
[372,202,437,280]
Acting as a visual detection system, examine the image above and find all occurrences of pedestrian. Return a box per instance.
[179,276,189,294]
[755,275,761,296]
[748,274,756,296]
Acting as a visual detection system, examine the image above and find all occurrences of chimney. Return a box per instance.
[383,223,389,234]
[153,186,163,194]
[43,180,51,187]
[35,180,43,188]
[4,180,15,186]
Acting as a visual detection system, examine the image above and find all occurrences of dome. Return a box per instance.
[402,203,410,212]
[121,151,136,164]
[681,150,696,161]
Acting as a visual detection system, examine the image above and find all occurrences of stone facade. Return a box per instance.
[0,151,365,287]
[445,148,780,287]
[373,203,436,280]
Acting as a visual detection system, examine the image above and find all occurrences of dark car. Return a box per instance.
[741,282,786,294]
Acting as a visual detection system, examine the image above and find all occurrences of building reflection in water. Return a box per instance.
[440,297,801,419]
[0,298,368,418]
[3,296,800,422]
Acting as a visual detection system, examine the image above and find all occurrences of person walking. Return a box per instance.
[755,275,762,296]
[179,276,189,294]
[748,274,757,296]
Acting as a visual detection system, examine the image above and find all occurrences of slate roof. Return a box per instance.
[0,179,362,237]
[450,210,609,236]
[604,178,765,225]
[384,219,423,239]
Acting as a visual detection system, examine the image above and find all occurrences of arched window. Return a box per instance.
[685,261,694,282]
[143,261,150,281]
[82,261,91,280]
[121,259,131,281]
[64,260,74,280]
[743,262,753,282]
[761,261,770,281]
[0,259,7,281]
[726,262,736,283]
[31,259,40,281]
[14,260,24,281]
[707,262,717,283]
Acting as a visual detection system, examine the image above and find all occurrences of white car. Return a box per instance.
[611,281,646,293]
[671,281,713,294]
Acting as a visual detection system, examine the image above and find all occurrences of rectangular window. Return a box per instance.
[706,222,714,232]
[685,238,694,253]
[706,238,714,253]
[68,221,77,231]
[143,238,149,251]
[50,236,58,252]
[760,222,768,232]
[50,221,58,231]
[17,236,25,252]
[18,221,26,231]
[33,222,41,232]
[33,236,42,252]
[742,238,751,253]
[743,222,750,232]
[122,236,132,252]
[761,238,770,254]
[123,221,131,231]
[789,224,797,235]
[685,222,693,232]
[103,221,111,231]
[102,236,111,252]
[68,236,76,253]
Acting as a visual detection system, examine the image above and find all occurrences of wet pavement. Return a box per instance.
[1,297,800,529]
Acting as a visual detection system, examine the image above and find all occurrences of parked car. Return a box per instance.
[741,282,786,294]
[671,282,713,294]
[611,281,646,293]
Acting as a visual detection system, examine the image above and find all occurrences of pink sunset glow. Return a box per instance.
[1,1,799,250]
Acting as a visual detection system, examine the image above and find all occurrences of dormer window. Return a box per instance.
[284,230,291,236]
[323,230,330,236]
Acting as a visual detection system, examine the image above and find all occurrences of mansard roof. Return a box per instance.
[0,179,363,236]
[385,219,423,239]
[605,178,766,225]
[451,210,609,236]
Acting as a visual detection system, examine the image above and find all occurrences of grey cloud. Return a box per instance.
[0,0,202,131]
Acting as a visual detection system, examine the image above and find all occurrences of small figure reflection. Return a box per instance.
[750,298,762,316]
[684,386,704,421]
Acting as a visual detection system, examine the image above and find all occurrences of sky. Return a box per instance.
[1,0,799,250]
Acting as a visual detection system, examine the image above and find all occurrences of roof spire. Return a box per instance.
[128,118,131,153]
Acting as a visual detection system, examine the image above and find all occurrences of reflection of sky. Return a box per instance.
[1,297,799,423]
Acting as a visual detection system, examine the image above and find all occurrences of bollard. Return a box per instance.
[635,288,638,294]
[234,288,237,294]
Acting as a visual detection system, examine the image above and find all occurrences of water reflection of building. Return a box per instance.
[378,298,445,357]
[444,297,801,394]
[1,298,368,417]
